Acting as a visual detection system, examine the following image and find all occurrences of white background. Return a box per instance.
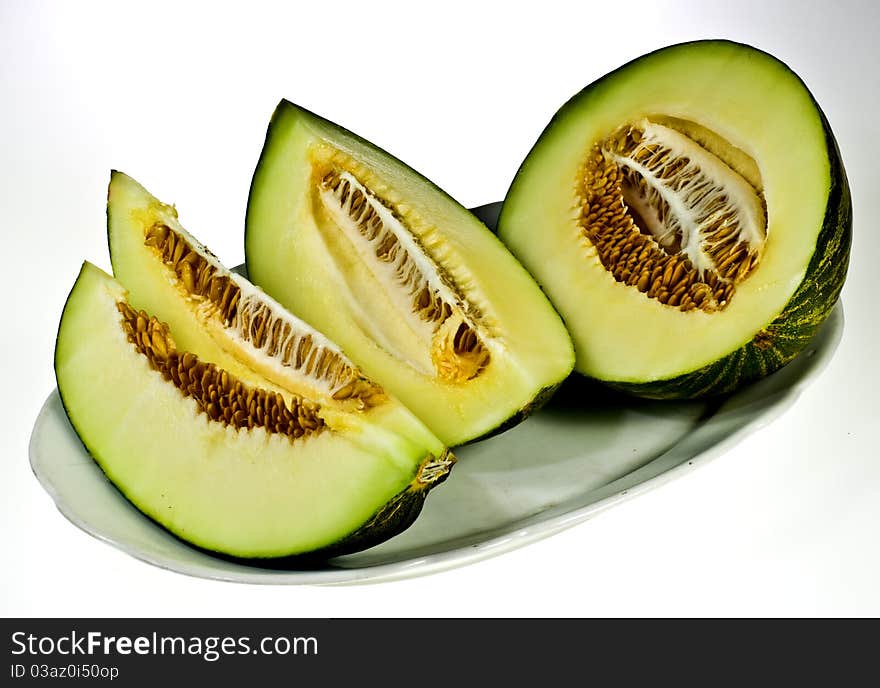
[2,0,878,617]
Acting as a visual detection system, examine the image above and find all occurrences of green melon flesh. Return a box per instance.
[56,262,452,560]
[497,40,851,398]
[245,101,575,445]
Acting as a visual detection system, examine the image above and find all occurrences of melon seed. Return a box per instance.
[116,300,324,441]
[145,223,241,324]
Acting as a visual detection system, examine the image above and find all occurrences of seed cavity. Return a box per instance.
[144,222,385,408]
[145,223,241,324]
[578,119,767,312]
[318,168,490,382]
[117,300,325,440]
[232,294,386,408]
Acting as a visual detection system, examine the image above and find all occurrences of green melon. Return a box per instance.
[497,40,851,398]
[54,173,455,560]
[245,101,575,444]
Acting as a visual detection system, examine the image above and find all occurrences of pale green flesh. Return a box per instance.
[246,102,575,445]
[499,41,831,383]
[55,264,434,558]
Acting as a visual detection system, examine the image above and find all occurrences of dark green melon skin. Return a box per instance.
[609,111,851,400]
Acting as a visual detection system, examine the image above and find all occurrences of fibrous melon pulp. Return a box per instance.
[245,101,575,445]
[498,40,851,398]
[54,172,453,560]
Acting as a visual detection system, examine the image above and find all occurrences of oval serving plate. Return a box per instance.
[30,203,845,585]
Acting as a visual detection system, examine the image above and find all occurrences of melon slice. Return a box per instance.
[245,101,575,444]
